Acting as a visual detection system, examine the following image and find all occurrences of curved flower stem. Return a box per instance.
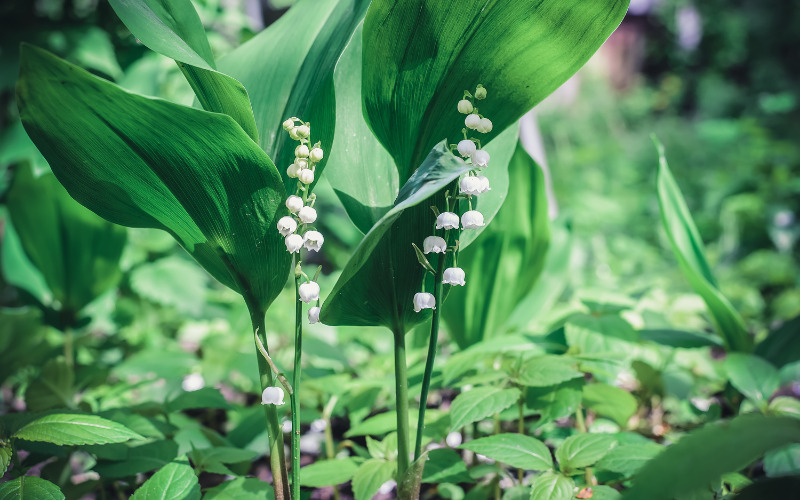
[290,276,303,500]
[393,326,411,480]
[414,252,446,461]
[252,312,290,500]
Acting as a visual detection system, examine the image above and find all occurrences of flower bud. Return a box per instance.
[261,386,285,405]
[282,119,295,131]
[436,212,459,230]
[457,139,476,158]
[295,125,310,138]
[471,149,490,167]
[477,175,491,194]
[288,127,301,140]
[423,235,447,254]
[308,306,321,324]
[295,158,309,170]
[299,281,320,303]
[465,113,480,130]
[287,163,300,178]
[285,234,303,253]
[309,147,324,162]
[461,210,485,229]
[413,292,436,312]
[295,144,310,158]
[298,206,317,224]
[286,195,303,213]
[457,99,473,114]
[442,267,466,286]
[277,216,297,236]
[459,175,482,196]
[475,85,487,100]
[477,118,493,133]
[299,169,315,185]
[303,230,324,251]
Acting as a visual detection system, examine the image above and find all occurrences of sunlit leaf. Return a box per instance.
[13,414,144,446]
[130,459,200,500]
[449,387,521,431]
[460,434,552,471]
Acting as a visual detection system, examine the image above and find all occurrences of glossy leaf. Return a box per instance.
[6,163,126,317]
[108,0,258,142]
[443,143,550,348]
[528,471,573,500]
[299,458,361,487]
[460,434,552,471]
[352,459,396,500]
[724,353,780,409]
[582,384,638,427]
[655,140,753,352]
[450,387,521,431]
[624,415,800,500]
[130,460,200,500]
[220,0,369,193]
[13,414,144,446]
[0,477,64,500]
[17,45,291,315]
[362,0,628,180]
[555,433,617,472]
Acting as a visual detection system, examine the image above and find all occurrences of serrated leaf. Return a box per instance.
[460,433,552,471]
[582,384,638,427]
[555,433,616,472]
[352,459,396,500]
[17,45,290,316]
[450,387,521,431]
[0,476,64,500]
[299,458,360,487]
[188,447,258,475]
[724,353,780,409]
[203,477,275,500]
[0,444,11,477]
[130,460,200,500]
[514,356,582,388]
[13,414,144,446]
[624,415,800,500]
[421,448,473,484]
[596,443,664,478]
[655,140,752,352]
[528,471,573,500]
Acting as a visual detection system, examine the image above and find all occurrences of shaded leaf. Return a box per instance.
[0,443,11,477]
[203,477,274,500]
[129,256,208,316]
[167,387,232,413]
[450,387,521,431]
[93,439,179,478]
[352,459,396,500]
[639,329,722,349]
[299,458,360,487]
[460,433,552,471]
[755,315,800,368]
[0,477,64,500]
[733,476,800,500]
[422,448,473,484]
[525,378,584,425]
[555,433,617,472]
[596,443,664,478]
[724,353,780,409]
[763,443,800,478]
[13,413,144,446]
[582,384,638,427]
[130,459,200,500]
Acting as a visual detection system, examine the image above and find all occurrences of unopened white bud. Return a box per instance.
[413,292,436,313]
[282,119,295,131]
[457,139,476,158]
[299,169,315,185]
[286,195,303,213]
[436,212,459,230]
[295,158,309,170]
[477,118,493,134]
[461,210,485,229]
[303,230,324,252]
[277,216,297,236]
[261,386,285,405]
[457,99,473,114]
[459,175,482,196]
[298,281,320,303]
[289,127,301,140]
[295,125,310,138]
[285,234,303,253]
[471,149,490,167]
[309,148,324,162]
[295,144,309,158]
[465,114,480,130]
[475,86,487,100]
[287,163,300,178]
[442,267,466,286]
[423,236,447,254]
[308,306,320,324]
[298,206,317,224]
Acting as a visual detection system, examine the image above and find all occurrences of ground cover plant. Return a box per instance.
[1,0,799,499]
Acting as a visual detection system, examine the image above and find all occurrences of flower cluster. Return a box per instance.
[413,85,494,312]
[278,118,324,324]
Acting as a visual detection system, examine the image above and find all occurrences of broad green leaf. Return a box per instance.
[6,163,126,317]
[460,433,552,471]
[513,356,582,388]
[17,45,291,316]
[203,477,274,500]
[624,415,800,500]
[362,0,628,180]
[528,471,573,500]
[596,443,664,478]
[422,448,473,484]
[0,443,11,477]
[525,378,584,424]
[130,460,200,500]
[582,384,638,427]
[352,459,396,500]
[590,486,623,500]
[93,439,179,478]
[555,433,617,472]
[0,477,64,500]
[23,358,75,412]
[188,447,258,475]
[769,396,800,418]
[129,255,208,316]
[299,458,361,487]
[1,210,51,307]
[108,0,258,142]
[655,140,752,352]
[346,409,446,438]
[220,0,369,193]
[0,309,48,385]
[320,142,467,331]
[639,329,723,349]
[763,443,800,477]
[755,315,800,368]
[724,353,780,409]
[167,387,232,412]
[13,413,144,446]
[450,387,521,431]
[443,142,551,348]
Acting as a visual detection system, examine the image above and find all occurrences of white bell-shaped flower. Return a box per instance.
[310,148,324,162]
[457,99,473,114]
[436,212,459,230]
[413,292,436,312]
[423,235,447,254]
[288,127,301,140]
[457,139,476,158]
[442,267,466,286]
[295,144,309,158]
[461,210,485,229]
[261,386,285,405]
[286,195,304,213]
[298,206,317,224]
[465,113,480,130]
[295,158,309,170]
[282,119,295,131]
[471,149,490,167]
[285,233,303,253]
[477,118,493,133]
[459,175,482,196]
[308,306,320,324]
[303,230,324,251]
[477,175,491,194]
[287,163,300,178]
[299,169,315,185]
[295,125,310,138]
[277,216,297,236]
[299,281,320,303]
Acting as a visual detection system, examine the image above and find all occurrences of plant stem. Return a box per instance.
[63,327,74,369]
[322,396,341,500]
[575,405,594,486]
[517,394,525,484]
[393,327,411,481]
[252,312,290,500]
[414,253,446,461]
[290,277,303,500]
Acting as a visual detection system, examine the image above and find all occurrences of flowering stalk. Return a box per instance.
[291,273,303,500]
